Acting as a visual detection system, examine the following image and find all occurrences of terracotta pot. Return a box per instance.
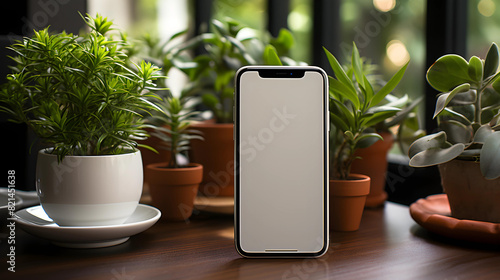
[351,132,393,208]
[438,160,500,223]
[138,127,172,177]
[189,123,234,197]
[145,163,203,221]
[330,174,371,231]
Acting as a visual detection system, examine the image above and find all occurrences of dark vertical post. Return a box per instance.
[312,0,341,74]
[267,0,290,37]
[193,0,213,55]
[425,0,467,133]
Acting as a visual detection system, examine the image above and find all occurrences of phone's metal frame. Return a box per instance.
[234,66,329,258]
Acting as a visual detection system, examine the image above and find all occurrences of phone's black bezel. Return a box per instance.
[234,66,329,258]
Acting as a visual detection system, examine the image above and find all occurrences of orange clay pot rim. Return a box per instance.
[146,162,202,171]
[190,122,234,128]
[330,174,370,182]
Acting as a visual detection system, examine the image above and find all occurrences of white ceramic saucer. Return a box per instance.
[14,204,161,248]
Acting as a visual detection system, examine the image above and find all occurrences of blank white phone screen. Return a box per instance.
[238,69,327,253]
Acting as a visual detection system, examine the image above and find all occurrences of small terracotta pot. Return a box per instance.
[351,132,393,208]
[330,174,371,231]
[189,123,234,197]
[138,127,172,179]
[439,160,500,223]
[145,163,203,221]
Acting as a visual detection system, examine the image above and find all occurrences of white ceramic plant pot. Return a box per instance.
[36,149,143,226]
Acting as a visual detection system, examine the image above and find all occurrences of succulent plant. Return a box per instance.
[409,43,500,179]
[325,42,409,180]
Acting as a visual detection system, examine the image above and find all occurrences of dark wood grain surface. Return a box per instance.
[2,202,500,280]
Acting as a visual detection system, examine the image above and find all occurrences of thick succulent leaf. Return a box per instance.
[467,56,483,83]
[474,124,494,143]
[409,143,465,167]
[354,133,383,149]
[491,75,500,94]
[484,43,499,79]
[439,120,473,144]
[439,107,474,125]
[447,89,476,106]
[408,131,448,158]
[433,83,470,118]
[370,61,409,107]
[480,131,500,179]
[427,54,472,92]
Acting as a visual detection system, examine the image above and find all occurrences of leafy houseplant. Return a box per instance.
[408,43,500,223]
[148,97,202,168]
[144,18,297,197]
[409,43,500,178]
[0,14,164,226]
[343,59,423,207]
[325,43,409,230]
[145,96,203,221]
[325,43,409,180]
[0,14,162,160]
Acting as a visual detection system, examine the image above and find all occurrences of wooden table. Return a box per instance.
[2,202,499,279]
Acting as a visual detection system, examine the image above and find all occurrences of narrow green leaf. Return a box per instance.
[351,43,365,89]
[370,61,409,107]
[354,133,383,149]
[323,47,356,95]
[328,77,360,108]
[263,44,282,66]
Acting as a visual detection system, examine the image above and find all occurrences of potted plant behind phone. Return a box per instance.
[162,19,299,197]
[0,14,164,226]
[345,60,423,207]
[409,43,500,223]
[145,96,204,221]
[325,43,409,231]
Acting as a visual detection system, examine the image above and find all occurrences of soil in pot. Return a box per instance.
[330,174,371,231]
[351,132,393,208]
[145,163,203,221]
[439,159,500,223]
[189,123,234,197]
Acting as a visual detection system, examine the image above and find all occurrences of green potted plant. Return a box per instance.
[0,14,163,226]
[343,60,423,207]
[408,42,500,223]
[325,43,409,231]
[156,18,298,197]
[145,96,203,221]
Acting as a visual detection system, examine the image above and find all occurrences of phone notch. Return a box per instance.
[258,69,305,78]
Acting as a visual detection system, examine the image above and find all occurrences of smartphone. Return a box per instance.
[234,66,329,258]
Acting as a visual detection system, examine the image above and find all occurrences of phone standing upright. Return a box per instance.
[234,66,329,258]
